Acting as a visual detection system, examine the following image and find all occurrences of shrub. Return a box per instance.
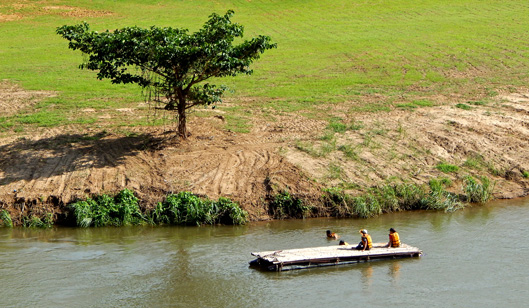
[269,191,310,219]
[322,187,354,217]
[70,189,145,227]
[151,192,247,225]
[522,170,529,178]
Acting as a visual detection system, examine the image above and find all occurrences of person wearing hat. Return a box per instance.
[385,228,401,248]
[355,229,372,251]
[326,230,339,239]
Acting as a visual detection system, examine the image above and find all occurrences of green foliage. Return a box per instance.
[349,120,364,131]
[455,103,472,110]
[395,99,434,110]
[467,100,487,106]
[70,189,145,227]
[56,10,276,138]
[150,192,247,225]
[436,162,459,173]
[322,180,467,218]
[269,191,311,219]
[0,210,13,228]
[327,120,347,133]
[522,170,529,178]
[352,195,381,218]
[464,176,494,203]
[321,187,354,217]
[22,213,53,228]
[337,144,358,160]
[463,154,485,169]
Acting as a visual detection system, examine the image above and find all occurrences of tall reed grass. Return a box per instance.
[0,210,13,227]
[322,176,487,218]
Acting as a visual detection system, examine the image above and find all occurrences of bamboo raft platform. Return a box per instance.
[250,243,422,271]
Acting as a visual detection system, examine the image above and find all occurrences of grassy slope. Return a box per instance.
[1,0,529,143]
[2,1,529,117]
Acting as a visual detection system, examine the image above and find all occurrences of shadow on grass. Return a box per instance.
[0,131,164,186]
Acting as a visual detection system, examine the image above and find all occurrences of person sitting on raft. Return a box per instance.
[339,240,349,245]
[385,228,400,248]
[326,230,339,239]
[355,229,372,251]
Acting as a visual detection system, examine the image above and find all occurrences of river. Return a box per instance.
[1,197,528,308]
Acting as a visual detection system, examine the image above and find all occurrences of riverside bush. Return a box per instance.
[150,192,247,225]
[70,189,145,227]
[269,190,311,219]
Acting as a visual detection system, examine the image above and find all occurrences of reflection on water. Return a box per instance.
[1,198,529,307]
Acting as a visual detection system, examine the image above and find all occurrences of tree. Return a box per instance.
[56,10,276,138]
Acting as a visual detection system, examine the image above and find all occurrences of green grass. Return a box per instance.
[2,0,529,133]
[523,170,529,178]
[436,162,459,173]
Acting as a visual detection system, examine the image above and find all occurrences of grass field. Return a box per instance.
[2,0,529,130]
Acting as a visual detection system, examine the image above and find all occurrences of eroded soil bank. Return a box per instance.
[1,83,528,224]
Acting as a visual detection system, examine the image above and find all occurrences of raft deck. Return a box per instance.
[250,243,422,271]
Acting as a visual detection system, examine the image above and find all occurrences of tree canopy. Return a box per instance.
[56,10,276,138]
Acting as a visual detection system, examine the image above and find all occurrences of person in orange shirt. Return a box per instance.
[355,229,372,251]
[385,228,401,248]
[326,230,339,239]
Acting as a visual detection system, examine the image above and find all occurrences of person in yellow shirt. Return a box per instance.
[385,228,401,248]
[339,240,349,245]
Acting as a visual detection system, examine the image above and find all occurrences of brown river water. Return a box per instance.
[1,197,528,307]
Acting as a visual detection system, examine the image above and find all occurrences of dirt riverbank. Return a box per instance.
[1,83,528,223]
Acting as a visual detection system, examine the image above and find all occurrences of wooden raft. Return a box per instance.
[250,243,422,271]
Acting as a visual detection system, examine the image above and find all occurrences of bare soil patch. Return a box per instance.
[0,80,56,116]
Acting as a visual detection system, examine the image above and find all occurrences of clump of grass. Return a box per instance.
[328,162,343,179]
[0,210,13,227]
[269,190,311,219]
[150,192,247,225]
[467,100,487,106]
[463,154,485,170]
[70,189,145,227]
[327,120,347,133]
[455,103,472,110]
[522,170,529,178]
[337,144,358,160]
[436,162,459,173]
[322,180,468,218]
[463,176,494,203]
[22,213,53,228]
[349,120,364,131]
[352,195,381,218]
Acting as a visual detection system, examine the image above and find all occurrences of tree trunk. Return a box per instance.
[177,97,187,139]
